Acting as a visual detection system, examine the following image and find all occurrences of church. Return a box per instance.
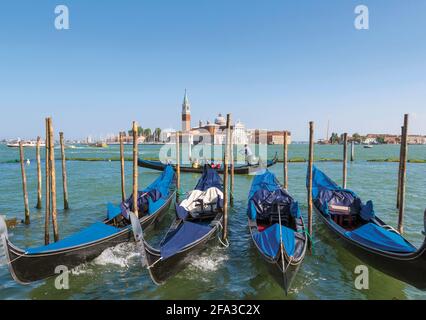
[180,91,249,145]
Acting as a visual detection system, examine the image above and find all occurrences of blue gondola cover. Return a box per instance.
[253,224,295,258]
[26,222,121,254]
[248,170,298,220]
[195,166,223,191]
[345,223,416,253]
[160,221,212,259]
[120,165,175,219]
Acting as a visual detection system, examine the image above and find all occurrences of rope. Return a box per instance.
[213,220,230,248]
[303,230,315,255]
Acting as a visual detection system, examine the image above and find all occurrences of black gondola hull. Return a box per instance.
[315,206,426,290]
[144,225,219,285]
[138,154,278,175]
[4,192,175,284]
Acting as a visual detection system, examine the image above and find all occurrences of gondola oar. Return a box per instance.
[277,204,288,294]
[130,212,148,267]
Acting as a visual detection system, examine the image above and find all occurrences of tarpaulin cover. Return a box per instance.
[195,166,223,191]
[248,170,300,220]
[177,166,223,219]
[26,222,121,254]
[160,221,212,259]
[309,166,367,219]
[253,224,295,258]
[120,165,175,219]
[345,223,416,253]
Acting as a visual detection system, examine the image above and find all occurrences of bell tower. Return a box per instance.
[181,89,191,132]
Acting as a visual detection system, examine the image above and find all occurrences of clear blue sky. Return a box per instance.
[0,0,425,140]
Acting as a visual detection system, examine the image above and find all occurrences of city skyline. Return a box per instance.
[1,1,425,140]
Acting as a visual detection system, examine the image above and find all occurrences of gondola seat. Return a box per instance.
[345,223,417,253]
[26,222,121,254]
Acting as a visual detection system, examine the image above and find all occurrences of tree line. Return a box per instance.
[127,127,162,142]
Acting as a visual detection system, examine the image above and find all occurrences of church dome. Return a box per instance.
[215,113,226,126]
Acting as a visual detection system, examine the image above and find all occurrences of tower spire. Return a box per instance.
[182,89,191,132]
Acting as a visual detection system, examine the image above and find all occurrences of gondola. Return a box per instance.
[138,152,278,175]
[131,165,224,284]
[0,166,176,284]
[308,166,426,290]
[248,170,307,294]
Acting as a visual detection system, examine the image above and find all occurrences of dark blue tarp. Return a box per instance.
[253,224,295,258]
[195,166,223,191]
[345,223,416,253]
[120,165,175,219]
[26,222,121,254]
[309,166,365,218]
[160,221,213,259]
[248,170,300,220]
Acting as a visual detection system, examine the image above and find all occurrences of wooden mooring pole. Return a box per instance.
[19,141,30,225]
[36,136,42,209]
[45,118,51,244]
[283,131,289,190]
[176,131,181,201]
[120,132,126,202]
[59,132,69,210]
[343,133,348,189]
[48,118,59,242]
[350,141,355,162]
[222,114,231,242]
[398,114,409,234]
[307,122,314,252]
[397,126,404,209]
[230,124,235,206]
[132,122,139,218]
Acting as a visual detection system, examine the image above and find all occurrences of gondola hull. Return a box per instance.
[314,205,426,290]
[138,154,278,175]
[2,191,175,284]
[249,220,306,294]
[143,224,220,285]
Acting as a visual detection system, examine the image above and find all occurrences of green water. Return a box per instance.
[0,144,425,300]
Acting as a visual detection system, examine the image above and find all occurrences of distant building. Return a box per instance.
[267,131,292,145]
[407,135,426,145]
[180,91,249,145]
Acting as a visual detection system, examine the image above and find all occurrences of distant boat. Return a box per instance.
[7,140,45,148]
[363,145,373,149]
[88,142,108,148]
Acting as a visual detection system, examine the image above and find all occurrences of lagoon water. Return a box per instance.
[0,143,425,300]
